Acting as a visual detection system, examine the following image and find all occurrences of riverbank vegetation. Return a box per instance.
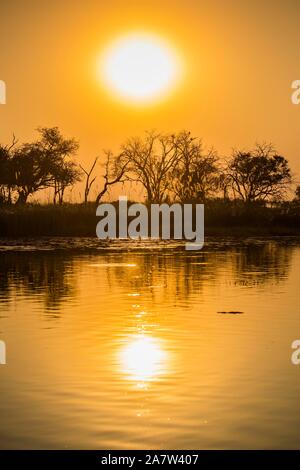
[1,199,300,237]
[1,127,300,237]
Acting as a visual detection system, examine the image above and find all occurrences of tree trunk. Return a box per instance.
[16,191,28,205]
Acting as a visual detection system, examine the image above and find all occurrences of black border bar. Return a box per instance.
[0,450,300,467]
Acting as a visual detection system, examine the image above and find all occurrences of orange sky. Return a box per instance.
[1,0,300,195]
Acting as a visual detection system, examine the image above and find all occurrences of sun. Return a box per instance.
[100,33,181,104]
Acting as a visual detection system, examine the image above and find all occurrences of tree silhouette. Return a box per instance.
[0,127,80,204]
[170,131,219,203]
[79,157,98,204]
[226,143,292,202]
[0,135,17,204]
[121,131,181,204]
[95,151,129,205]
[52,160,81,205]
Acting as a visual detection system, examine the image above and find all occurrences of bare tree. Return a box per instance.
[170,131,219,203]
[79,157,98,204]
[121,131,181,204]
[4,134,18,152]
[218,172,232,200]
[95,151,130,205]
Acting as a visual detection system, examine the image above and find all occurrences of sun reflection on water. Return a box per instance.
[120,335,167,385]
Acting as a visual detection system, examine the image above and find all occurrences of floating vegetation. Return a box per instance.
[217,311,244,315]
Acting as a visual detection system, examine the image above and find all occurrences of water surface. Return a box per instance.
[0,237,300,449]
